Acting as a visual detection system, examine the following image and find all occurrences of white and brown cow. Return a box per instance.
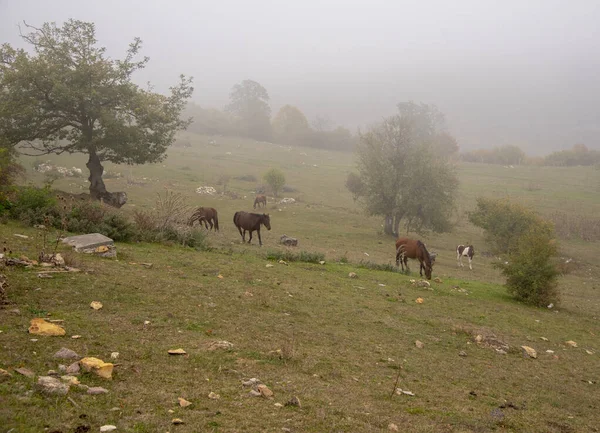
[456,244,475,270]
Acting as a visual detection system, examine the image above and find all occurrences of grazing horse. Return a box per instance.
[188,207,219,231]
[253,194,267,209]
[233,211,271,246]
[456,244,475,270]
[395,237,435,280]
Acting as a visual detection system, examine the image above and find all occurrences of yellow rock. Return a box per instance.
[79,357,114,379]
[168,348,187,355]
[90,301,103,310]
[415,297,424,304]
[257,384,274,398]
[565,340,578,348]
[28,318,66,336]
[172,418,184,425]
[95,246,109,253]
[178,397,192,407]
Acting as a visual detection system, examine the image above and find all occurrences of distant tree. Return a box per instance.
[272,105,310,146]
[544,143,600,167]
[185,103,238,136]
[432,131,459,157]
[0,20,193,207]
[225,79,272,141]
[0,142,24,194]
[345,172,364,202]
[354,102,459,235]
[311,115,332,132]
[263,168,286,197]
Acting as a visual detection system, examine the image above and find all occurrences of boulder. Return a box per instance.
[280,234,298,247]
[37,376,70,395]
[54,348,80,360]
[62,233,116,258]
[29,318,66,336]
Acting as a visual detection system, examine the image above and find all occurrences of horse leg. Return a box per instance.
[468,256,473,270]
[404,256,409,273]
[248,230,253,244]
[237,225,244,243]
[208,219,214,231]
[257,228,262,246]
[458,253,464,267]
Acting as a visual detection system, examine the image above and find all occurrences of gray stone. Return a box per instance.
[54,347,80,360]
[87,386,109,395]
[66,361,81,375]
[62,233,116,258]
[280,234,298,247]
[37,376,70,395]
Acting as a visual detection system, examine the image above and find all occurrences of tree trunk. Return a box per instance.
[384,215,394,236]
[86,151,128,208]
[393,214,402,237]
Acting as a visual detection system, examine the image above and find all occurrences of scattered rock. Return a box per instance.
[257,384,274,398]
[71,335,82,339]
[61,375,80,385]
[388,423,399,431]
[208,392,220,400]
[415,340,425,349]
[62,233,116,258]
[565,340,578,348]
[79,357,114,379]
[319,261,325,265]
[274,402,283,408]
[265,264,274,268]
[52,253,65,266]
[395,388,415,396]
[168,348,187,355]
[100,425,117,432]
[242,378,261,387]
[416,280,431,288]
[521,346,537,359]
[37,376,70,395]
[47,369,59,376]
[178,397,192,407]
[54,348,80,360]
[249,389,262,397]
[458,351,468,357]
[15,367,35,378]
[415,297,424,304]
[285,396,301,407]
[28,318,66,336]
[90,301,103,310]
[348,272,358,279]
[66,362,81,375]
[143,321,151,325]
[540,337,549,341]
[87,387,109,395]
[585,349,595,355]
[0,368,12,380]
[14,234,29,239]
[433,277,443,283]
[280,234,298,247]
[546,350,555,354]
[206,341,234,351]
[172,418,184,425]
[110,352,119,360]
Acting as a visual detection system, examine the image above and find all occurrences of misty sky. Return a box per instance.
[2,0,599,154]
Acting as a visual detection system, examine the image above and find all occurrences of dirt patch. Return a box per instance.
[453,324,510,352]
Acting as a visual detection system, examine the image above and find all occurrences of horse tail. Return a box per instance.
[213,209,219,231]
[233,211,239,227]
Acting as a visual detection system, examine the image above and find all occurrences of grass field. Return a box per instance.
[1,134,599,432]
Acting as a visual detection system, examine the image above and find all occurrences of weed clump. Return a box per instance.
[266,250,324,264]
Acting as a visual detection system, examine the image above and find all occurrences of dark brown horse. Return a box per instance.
[188,207,219,231]
[253,194,267,209]
[395,237,435,280]
[233,211,271,246]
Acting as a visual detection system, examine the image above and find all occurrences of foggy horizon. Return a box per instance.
[2,0,599,155]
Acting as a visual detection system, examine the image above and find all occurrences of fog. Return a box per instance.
[2,0,599,154]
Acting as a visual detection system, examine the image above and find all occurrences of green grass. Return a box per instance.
[1,133,599,432]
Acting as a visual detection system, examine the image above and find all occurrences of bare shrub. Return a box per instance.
[154,191,192,231]
[133,209,156,232]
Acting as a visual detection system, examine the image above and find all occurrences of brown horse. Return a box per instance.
[253,194,267,209]
[395,237,435,280]
[188,207,219,231]
[233,211,271,246]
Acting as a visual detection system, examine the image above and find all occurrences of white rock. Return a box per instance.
[110,352,119,360]
[100,425,117,432]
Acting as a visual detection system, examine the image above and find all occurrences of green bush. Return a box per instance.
[263,168,286,197]
[9,186,59,225]
[494,229,560,307]
[469,197,554,255]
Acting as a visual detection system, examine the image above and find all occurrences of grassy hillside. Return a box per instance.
[1,134,599,432]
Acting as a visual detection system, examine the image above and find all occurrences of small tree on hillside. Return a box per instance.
[345,172,364,202]
[0,20,193,207]
[353,102,459,235]
[272,105,311,146]
[469,197,560,306]
[263,168,285,198]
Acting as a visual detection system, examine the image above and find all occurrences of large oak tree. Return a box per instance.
[0,20,193,207]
